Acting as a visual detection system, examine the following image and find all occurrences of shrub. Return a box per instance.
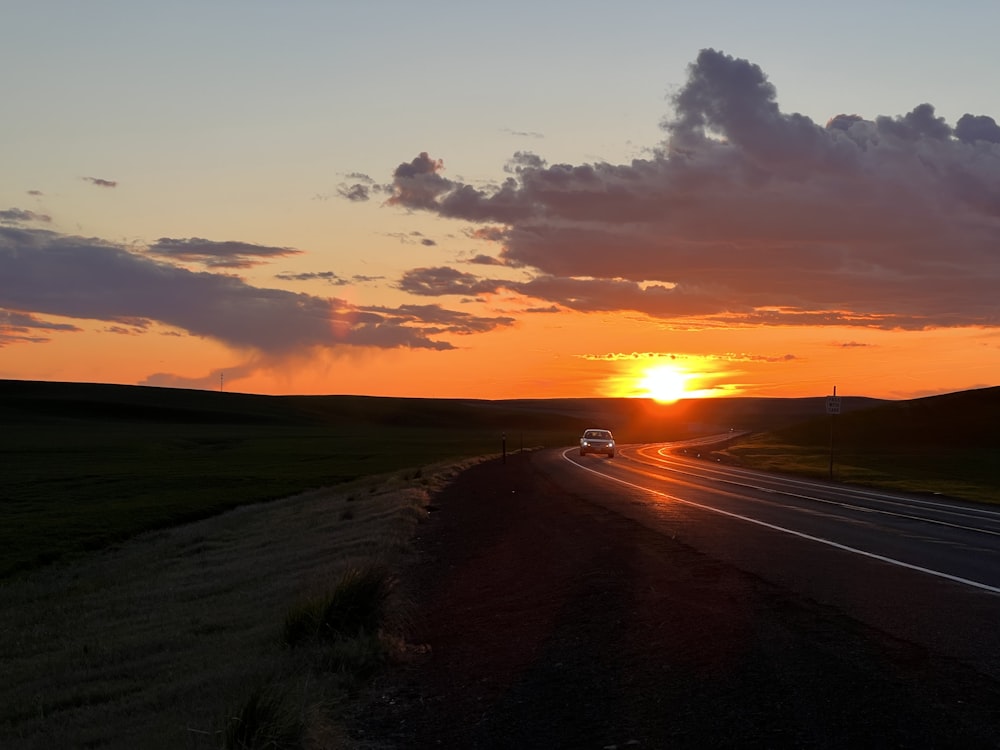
[282,564,396,648]
[222,686,301,750]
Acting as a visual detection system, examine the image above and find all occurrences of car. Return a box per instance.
[580,428,615,457]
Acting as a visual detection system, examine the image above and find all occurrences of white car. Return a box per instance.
[580,429,615,458]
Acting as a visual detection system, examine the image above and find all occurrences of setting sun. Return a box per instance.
[637,365,692,403]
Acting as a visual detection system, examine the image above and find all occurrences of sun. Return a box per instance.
[636,364,691,403]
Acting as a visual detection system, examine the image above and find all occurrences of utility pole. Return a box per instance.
[220,372,224,392]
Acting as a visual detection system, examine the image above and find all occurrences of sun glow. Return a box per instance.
[636,364,692,403]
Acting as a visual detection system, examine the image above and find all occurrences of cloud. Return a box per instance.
[0,309,81,347]
[398,266,504,297]
[466,253,505,266]
[148,237,302,269]
[383,49,1000,331]
[0,227,490,354]
[336,173,389,202]
[367,302,515,336]
[955,114,1000,144]
[338,183,372,201]
[0,208,51,225]
[275,270,349,285]
[578,350,796,364]
[273,271,384,286]
[834,340,874,348]
[83,176,117,188]
[502,128,545,139]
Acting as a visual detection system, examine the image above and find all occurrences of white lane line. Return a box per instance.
[632,449,1000,538]
[563,450,1000,596]
[649,446,1000,522]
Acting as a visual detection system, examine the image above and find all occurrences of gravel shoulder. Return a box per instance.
[352,451,1000,749]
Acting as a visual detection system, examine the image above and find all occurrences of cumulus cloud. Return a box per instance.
[383,49,1000,331]
[0,227,514,355]
[955,114,1000,144]
[148,237,302,269]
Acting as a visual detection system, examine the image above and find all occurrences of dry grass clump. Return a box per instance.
[283,564,396,649]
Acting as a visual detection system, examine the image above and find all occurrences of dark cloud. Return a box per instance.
[338,183,372,202]
[387,152,452,211]
[148,237,302,269]
[0,308,81,347]
[335,173,389,203]
[826,114,864,132]
[83,176,117,188]
[274,271,382,286]
[0,227,473,354]
[0,208,51,225]
[466,253,505,266]
[398,266,504,297]
[469,226,508,243]
[27,190,43,197]
[368,302,515,336]
[955,114,1000,144]
[275,271,348,285]
[505,151,546,173]
[382,49,1000,330]
[875,103,951,141]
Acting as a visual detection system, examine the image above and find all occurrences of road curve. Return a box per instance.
[555,441,1000,680]
[359,447,1000,747]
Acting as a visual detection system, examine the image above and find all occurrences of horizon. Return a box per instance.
[3,2,999,402]
[10,375,990,405]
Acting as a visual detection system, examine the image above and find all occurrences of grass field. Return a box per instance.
[0,381,597,579]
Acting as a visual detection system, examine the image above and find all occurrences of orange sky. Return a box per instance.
[3,37,1000,402]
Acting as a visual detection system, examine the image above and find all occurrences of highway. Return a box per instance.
[546,439,1000,680]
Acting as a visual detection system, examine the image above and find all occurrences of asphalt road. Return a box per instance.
[558,441,1000,680]
[357,445,1000,748]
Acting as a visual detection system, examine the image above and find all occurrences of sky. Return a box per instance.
[3,1,1000,402]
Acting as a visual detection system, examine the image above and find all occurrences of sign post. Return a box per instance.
[826,387,840,480]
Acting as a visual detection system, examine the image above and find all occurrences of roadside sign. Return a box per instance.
[826,396,842,415]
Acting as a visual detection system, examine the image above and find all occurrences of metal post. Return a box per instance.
[828,386,836,481]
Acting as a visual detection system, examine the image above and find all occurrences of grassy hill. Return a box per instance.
[726,386,1000,503]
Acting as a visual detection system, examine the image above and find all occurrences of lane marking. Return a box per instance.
[630,447,1000,538]
[646,445,1000,523]
[562,450,1000,595]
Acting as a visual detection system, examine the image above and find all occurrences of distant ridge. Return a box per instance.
[0,379,889,440]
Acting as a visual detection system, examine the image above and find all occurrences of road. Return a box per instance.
[557,440,1000,680]
[359,444,1000,747]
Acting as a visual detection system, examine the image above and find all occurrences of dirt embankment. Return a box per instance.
[352,451,1000,749]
